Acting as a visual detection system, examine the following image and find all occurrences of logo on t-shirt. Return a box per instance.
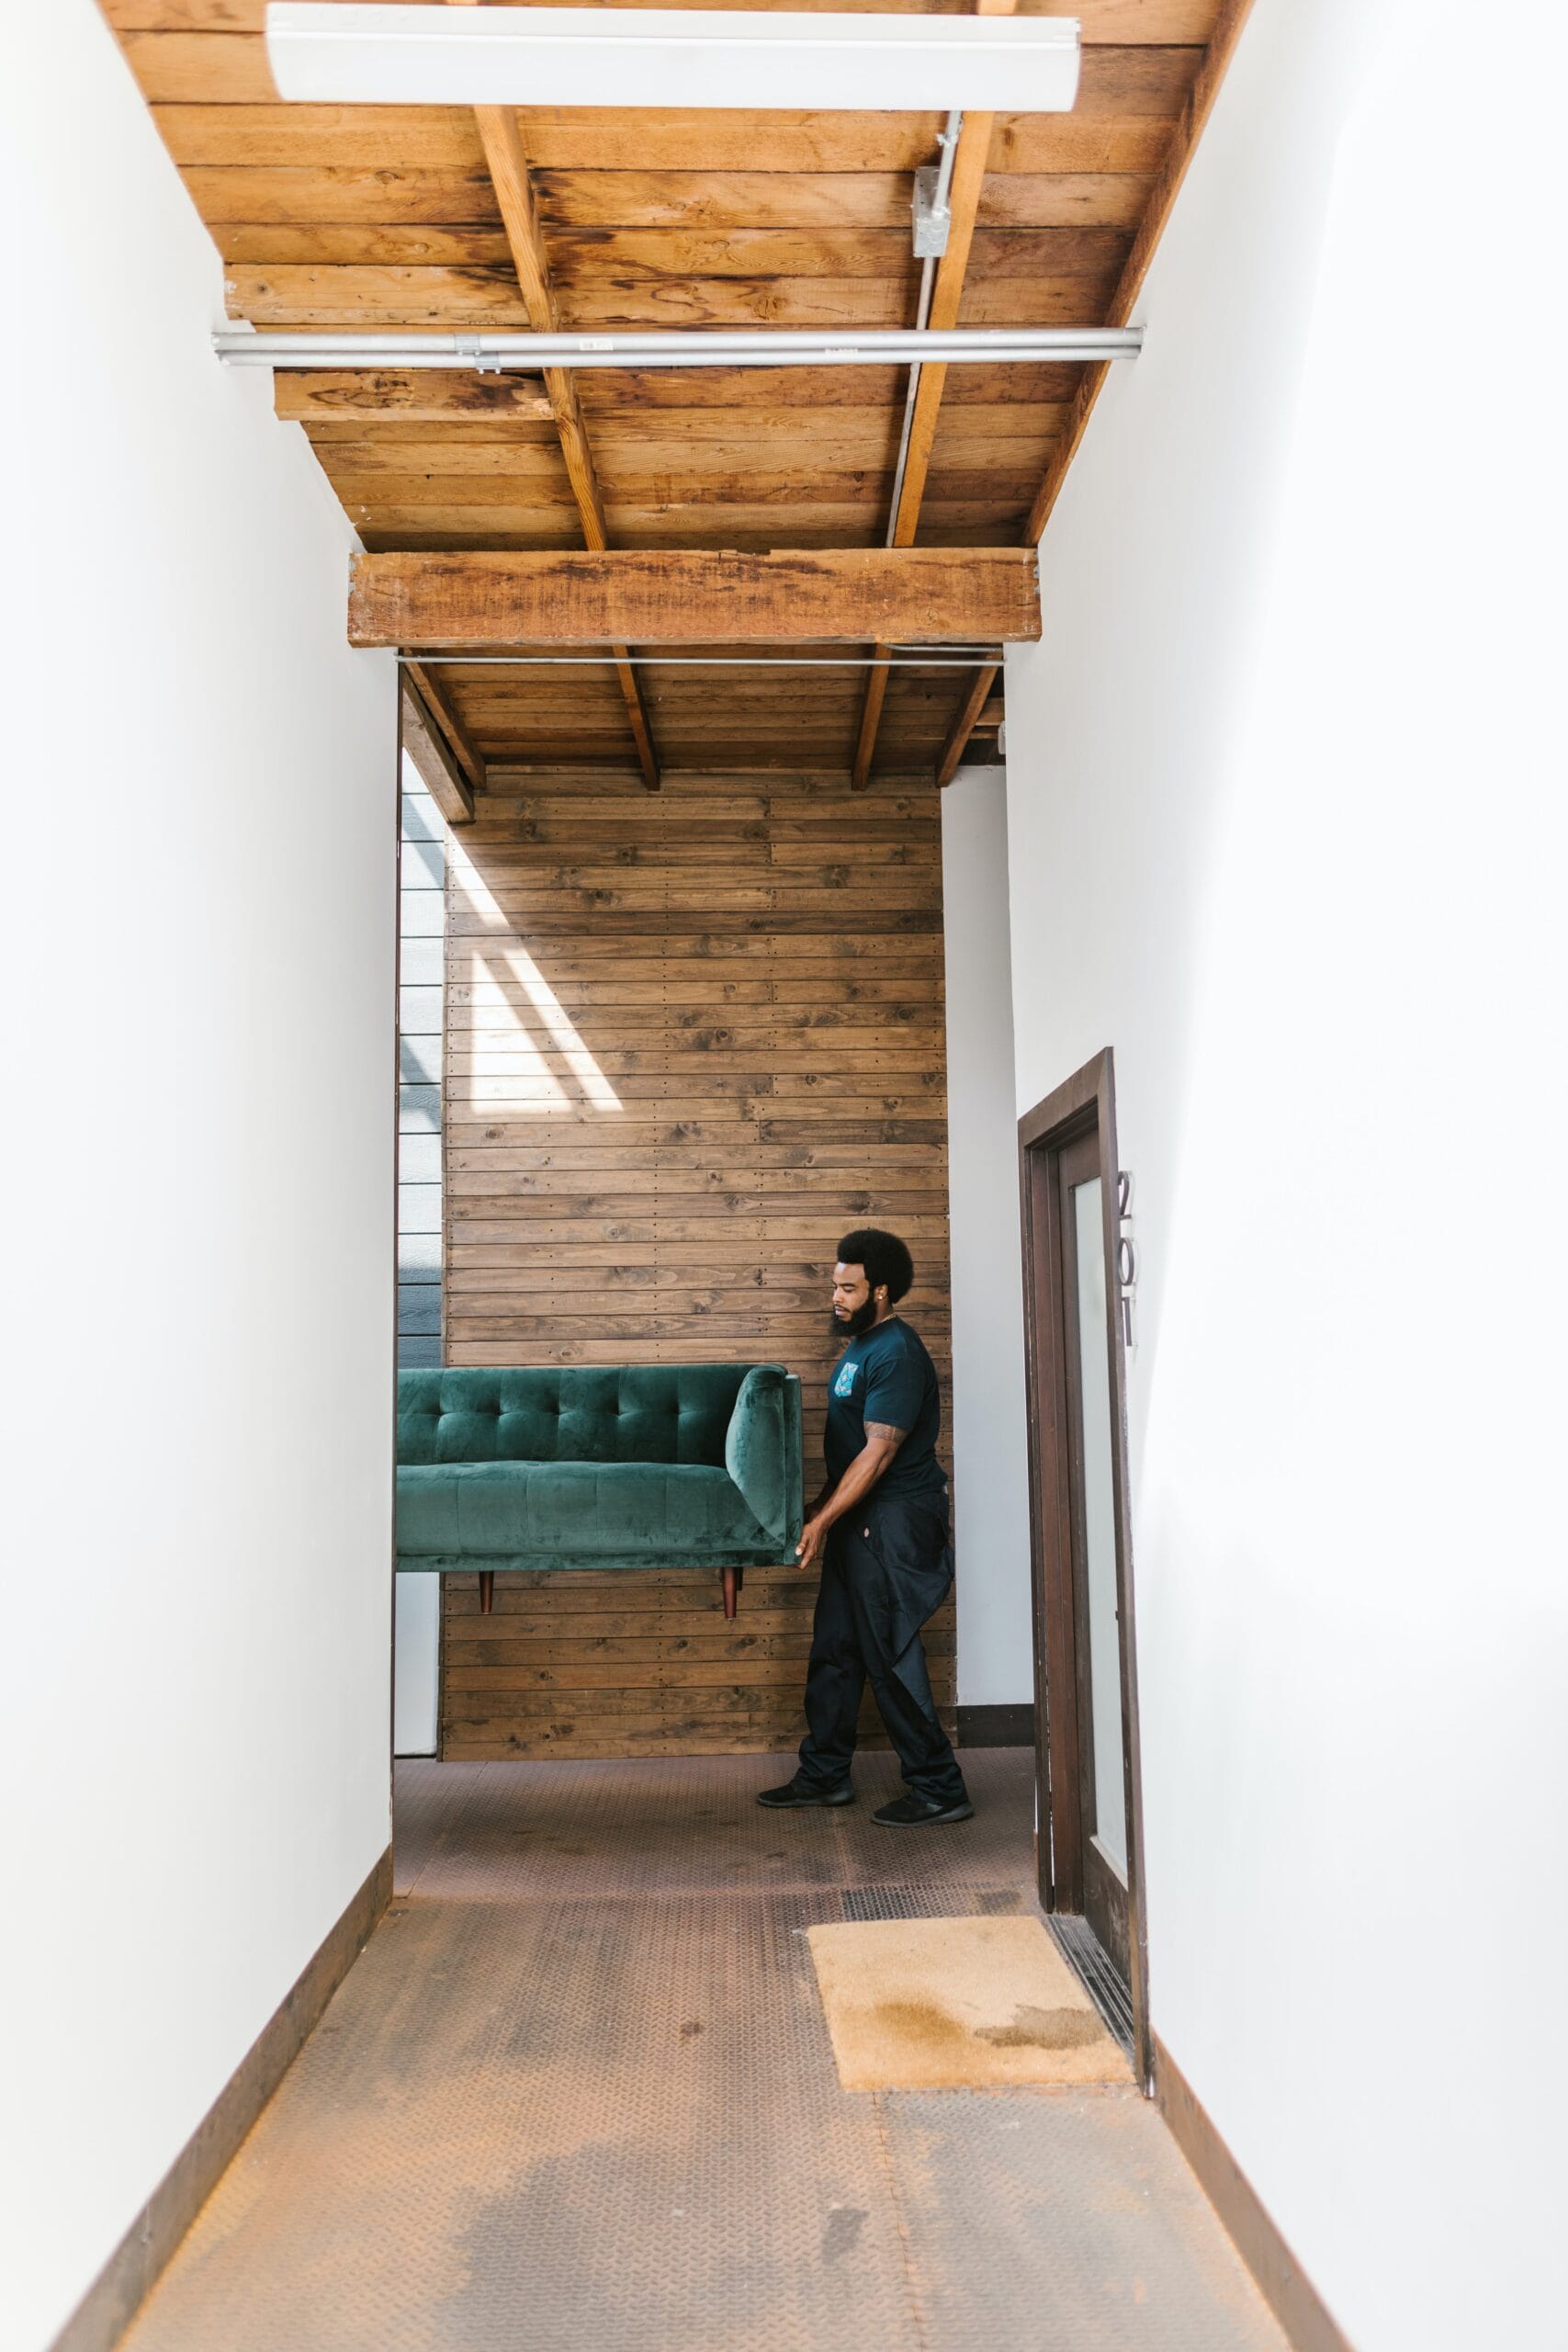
[833,1359,860,1397]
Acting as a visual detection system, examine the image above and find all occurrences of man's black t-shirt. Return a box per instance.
[824,1317,946,1506]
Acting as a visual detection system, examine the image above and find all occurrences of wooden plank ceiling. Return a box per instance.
[106,0,1237,784]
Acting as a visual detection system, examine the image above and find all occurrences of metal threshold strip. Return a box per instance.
[215,326,1142,371]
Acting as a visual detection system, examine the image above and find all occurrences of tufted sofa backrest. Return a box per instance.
[396,1364,752,1469]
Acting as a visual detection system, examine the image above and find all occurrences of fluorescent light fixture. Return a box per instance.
[264,4,1081,112]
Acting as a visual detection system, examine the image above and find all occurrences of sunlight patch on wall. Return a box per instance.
[449,837,622,1114]
[502,944,622,1113]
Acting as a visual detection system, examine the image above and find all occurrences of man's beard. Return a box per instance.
[833,1297,881,1340]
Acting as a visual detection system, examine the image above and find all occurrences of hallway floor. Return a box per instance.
[122,1751,1285,2352]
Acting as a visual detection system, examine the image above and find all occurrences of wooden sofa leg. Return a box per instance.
[479,1571,494,1615]
[721,1566,743,1621]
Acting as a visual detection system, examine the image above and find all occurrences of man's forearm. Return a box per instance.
[809,1425,907,1532]
[812,1451,889,1532]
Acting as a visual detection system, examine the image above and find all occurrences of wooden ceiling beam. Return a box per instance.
[852,671,892,797]
[854,0,1015,791]
[1023,0,1257,544]
[403,659,487,797]
[400,676,474,825]
[886,111,1005,549]
[936,662,1002,787]
[463,76,662,789]
[349,548,1041,650]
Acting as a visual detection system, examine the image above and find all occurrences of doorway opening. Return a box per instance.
[1019,1048,1150,2086]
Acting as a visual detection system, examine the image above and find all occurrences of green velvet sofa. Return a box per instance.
[396,1363,803,1617]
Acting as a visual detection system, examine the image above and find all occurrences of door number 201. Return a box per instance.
[1116,1170,1136,1348]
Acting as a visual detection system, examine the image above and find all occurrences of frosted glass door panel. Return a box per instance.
[1073,1177,1127,1880]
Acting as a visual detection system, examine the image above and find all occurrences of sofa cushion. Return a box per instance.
[724,1364,793,1541]
[395,1463,460,1557]
[397,1461,771,1559]
[397,1365,743,1469]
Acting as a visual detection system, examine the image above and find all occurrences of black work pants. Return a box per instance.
[795,1498,967,1806]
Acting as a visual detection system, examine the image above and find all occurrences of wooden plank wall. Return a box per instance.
[438,766,953,1760]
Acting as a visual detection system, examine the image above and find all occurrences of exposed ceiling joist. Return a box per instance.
[936,660,1002,787]
[404,658,486,797]
[851,676,891,797]
[400,675,474,823]
[886,117,1005,550]
[854,0,1014,792]
[349,548,1042,650]
[465,74,661,789]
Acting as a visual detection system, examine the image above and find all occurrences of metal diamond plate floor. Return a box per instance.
[121,1751,1286,2352]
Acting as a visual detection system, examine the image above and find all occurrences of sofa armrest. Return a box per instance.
[723,1365,802,1546]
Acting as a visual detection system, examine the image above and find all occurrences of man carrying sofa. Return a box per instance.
[759,1228,973,1827]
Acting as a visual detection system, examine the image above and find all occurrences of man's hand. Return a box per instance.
[796,1517,828,1571]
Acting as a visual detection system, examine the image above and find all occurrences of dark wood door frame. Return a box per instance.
[1018,1047,1151,2088]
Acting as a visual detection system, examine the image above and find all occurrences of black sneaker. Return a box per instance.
[757,1780,855,1809]
[873,1793,974,1826]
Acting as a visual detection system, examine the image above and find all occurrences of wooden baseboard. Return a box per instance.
[51,1847,392,2352]
[1153,2034,1354,2352]
[956,1702,1035,1748]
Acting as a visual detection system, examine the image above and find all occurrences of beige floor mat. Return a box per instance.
[807,1914,1133,2090]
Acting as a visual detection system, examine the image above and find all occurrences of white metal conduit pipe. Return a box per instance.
[213,326,1142,370]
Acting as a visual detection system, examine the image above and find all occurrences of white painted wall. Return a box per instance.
[1003,3,1567,2346]
[0,10,398,2347]
[940,767,1033,1706]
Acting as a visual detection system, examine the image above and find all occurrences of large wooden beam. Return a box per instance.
[400,677,474,826]
[350,548,1041,650]
[1023,0,1258,544]
[853,0,1013,790]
